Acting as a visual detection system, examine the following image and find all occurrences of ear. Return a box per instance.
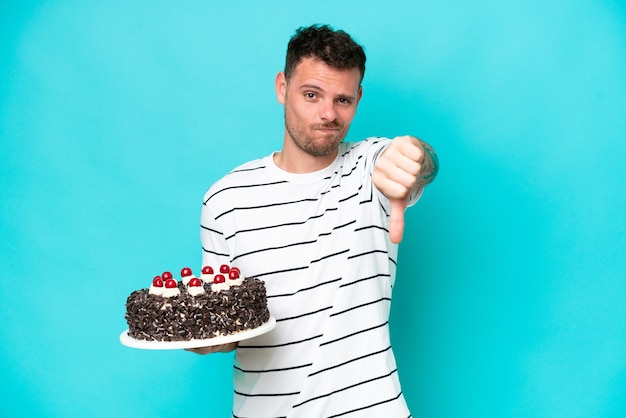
[275,72,287,104]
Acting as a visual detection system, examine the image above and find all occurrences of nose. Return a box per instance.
[319,100,338,122]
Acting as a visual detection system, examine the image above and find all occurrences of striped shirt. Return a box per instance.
[200,137,420,418]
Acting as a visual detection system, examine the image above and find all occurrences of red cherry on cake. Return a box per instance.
[180,267,192,277]
[219,264,230,274]
[213,274,226,284]
[152,276,164,287]
[229,270,240,280]
[165,278,177,288]
[202,265,214,275]
[162,271,173,280]
[188,278,202,287]
[230,267,241,276]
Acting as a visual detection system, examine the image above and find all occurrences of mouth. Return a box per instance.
[314,124,341,134]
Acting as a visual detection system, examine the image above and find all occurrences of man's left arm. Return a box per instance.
[372,135,439,243]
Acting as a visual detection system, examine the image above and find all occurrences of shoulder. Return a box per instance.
[227,156,270,176]
[341,137,391,158]
[338,137,392,170]
[203,156,271,204]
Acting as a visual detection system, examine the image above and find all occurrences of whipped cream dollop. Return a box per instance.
[211,274,245,292]
[188,286,205,296]
[200,273,214,284]
[162,286,181,298]
[180,267,196,286]
[210,281,231,293]
[149,276,165,296]
[162,279,181,298]
[187,278,205,296]
[182,274,197,286]
[228,277,244,287]
[148,284,164,296]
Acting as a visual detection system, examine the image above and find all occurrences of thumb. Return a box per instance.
[388,198,407,244]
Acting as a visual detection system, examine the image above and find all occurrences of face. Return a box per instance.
[276,57,363,159]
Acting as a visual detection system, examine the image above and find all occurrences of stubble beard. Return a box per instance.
[283,108,348,158]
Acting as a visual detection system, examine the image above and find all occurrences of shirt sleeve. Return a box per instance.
[199,196,233,268]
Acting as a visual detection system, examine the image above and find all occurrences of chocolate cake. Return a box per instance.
[125,265,270,342]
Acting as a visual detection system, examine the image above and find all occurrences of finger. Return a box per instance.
[184,343,237,355]
[388,198,407,244]
[395,135,424,164]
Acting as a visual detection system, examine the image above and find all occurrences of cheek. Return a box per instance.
[338,108,357,124]
[288,101,312,123]
[285,105,308,133]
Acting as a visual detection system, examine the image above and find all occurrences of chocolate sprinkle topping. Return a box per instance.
[125,278,270,341]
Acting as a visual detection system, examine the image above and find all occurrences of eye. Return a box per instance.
[304,92,317,100]
[337,97,352,105]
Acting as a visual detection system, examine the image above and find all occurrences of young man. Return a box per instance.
[192,24,438,417]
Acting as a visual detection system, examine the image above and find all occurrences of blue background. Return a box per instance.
[1,1,625,417]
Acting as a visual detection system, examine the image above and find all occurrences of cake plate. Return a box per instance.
[120,316,276,350]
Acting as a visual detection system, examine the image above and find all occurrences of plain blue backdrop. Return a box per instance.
[1,0,625,417]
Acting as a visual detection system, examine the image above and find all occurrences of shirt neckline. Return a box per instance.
[265,149,342,184]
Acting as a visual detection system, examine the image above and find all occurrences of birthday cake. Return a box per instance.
[125,265,270,342]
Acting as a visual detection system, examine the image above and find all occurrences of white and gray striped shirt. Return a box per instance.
[201,137,420,418]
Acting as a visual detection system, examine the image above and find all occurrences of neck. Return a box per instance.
[274,141,338,174]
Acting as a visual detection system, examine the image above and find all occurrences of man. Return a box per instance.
[191,24,438,417]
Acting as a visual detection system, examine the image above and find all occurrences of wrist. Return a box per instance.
[417,140,439,187]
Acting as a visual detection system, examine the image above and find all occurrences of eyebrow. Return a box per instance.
[299,83,357,102]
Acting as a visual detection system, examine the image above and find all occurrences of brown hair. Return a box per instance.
[284,24,366,83]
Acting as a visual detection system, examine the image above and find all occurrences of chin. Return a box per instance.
[307,139,343,157]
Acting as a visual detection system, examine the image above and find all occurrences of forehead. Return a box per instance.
[290,57,361,93]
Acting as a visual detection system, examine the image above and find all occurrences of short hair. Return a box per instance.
[284,24,366,83]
